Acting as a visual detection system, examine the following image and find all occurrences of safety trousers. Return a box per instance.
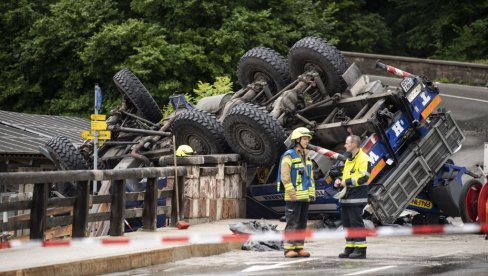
[341,205,367,249]
[284,201,309,251]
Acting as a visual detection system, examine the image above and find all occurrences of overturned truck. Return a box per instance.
[42,36,484,226]
[190,37,480,225]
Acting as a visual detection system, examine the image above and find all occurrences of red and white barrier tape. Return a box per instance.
[1,223,487,250]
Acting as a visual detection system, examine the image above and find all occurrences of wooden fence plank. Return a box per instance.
[72,180,89,238]
[110,180,125,236]
[142,177,157,231]
[29,183,48,239]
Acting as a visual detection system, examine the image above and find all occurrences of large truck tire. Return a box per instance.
[170,109,228,155]
[288,36,348,97]
[113,68,163,123]
[237,47,291,102]
[223,103,286,166]
[459,179,483,223]
[43,136,89,197]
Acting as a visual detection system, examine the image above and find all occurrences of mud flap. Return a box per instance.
[428,179,462,217]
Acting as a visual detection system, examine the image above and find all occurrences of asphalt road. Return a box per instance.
[107,234,488,275]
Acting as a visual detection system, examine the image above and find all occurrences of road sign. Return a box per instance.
[91,114,106,121]
[95,85,102,112]
[91,121,107,130]
[81,130,111,140]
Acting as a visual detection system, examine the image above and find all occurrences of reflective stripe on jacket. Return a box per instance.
[277,148,315,201]
[340,149,371,206]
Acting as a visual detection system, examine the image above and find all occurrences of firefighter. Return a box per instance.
[277,127,316,258]
[334,135,371,259]
[175,145,195,157]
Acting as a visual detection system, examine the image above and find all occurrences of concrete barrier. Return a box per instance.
[343,51,488,86]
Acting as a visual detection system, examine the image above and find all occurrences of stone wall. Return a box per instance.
[160,154,246,223]
[343,51,488,86]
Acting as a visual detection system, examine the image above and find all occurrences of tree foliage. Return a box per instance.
[0,0,486,116]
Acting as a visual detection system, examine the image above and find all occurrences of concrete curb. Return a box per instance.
[0,242,242,276]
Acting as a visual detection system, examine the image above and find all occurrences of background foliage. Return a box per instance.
[1,0,486,116]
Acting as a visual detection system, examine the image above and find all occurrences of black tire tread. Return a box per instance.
[237,47,291,92]
[45,136,89,197]
[289,36,348,95]
[113,68,163,123]
[45,136,89,170]
[170,109,228,154]
[223,103,285,165]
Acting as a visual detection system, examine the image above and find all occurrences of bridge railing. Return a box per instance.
[0,167,186,239]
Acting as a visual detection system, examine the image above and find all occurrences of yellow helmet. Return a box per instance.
[290,127,313,140]
[176,145,194,156]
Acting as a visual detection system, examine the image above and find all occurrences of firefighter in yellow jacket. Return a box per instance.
[277,127,316,258]
[334,135,371,259]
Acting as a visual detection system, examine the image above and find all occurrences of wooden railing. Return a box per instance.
[0,167,186,239]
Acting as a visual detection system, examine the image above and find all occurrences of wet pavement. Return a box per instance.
[106,234,488,275]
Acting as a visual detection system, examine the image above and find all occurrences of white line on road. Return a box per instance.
[242,258,318,273]
[344,265,397,276]
[441,93,488,104]
[433,250,464,258]
[244,261,282,265]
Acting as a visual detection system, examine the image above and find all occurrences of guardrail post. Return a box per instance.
[72,180,89,237]
[30,183,48,239]
[110,179,125,236]
[142,177,157,231]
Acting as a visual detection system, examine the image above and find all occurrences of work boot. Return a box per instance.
[348,247,367,259]
[284,250,299,258]
[296,249,310,257]
[338,247,355,258]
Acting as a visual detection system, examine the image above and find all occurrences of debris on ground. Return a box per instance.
[229,220,283,251]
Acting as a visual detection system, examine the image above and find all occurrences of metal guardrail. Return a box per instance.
[343,51,488,86]
[0,167,186,239]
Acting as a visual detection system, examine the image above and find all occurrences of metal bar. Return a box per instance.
[30,183,48,239]
[72,180,89,238]
[0,167,187,185]
[262,79,299,106]
[321,107,340,124]
[294,113,315,126]
[352,104,370,120]
[142,177,157,231]
[110,180,125,236]
[298,94,340,114]
[314,74,328,97]
[102,141,140,146]
[121,110,159,127]
[110,126,171,137]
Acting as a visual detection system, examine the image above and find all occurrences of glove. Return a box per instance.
[309,195,316,202]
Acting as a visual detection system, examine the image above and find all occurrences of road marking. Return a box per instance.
[242,258,318,272]
[441,93,488,104]
[244,261,281,265]
[433,250,464,258]
[344,265,397,276]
